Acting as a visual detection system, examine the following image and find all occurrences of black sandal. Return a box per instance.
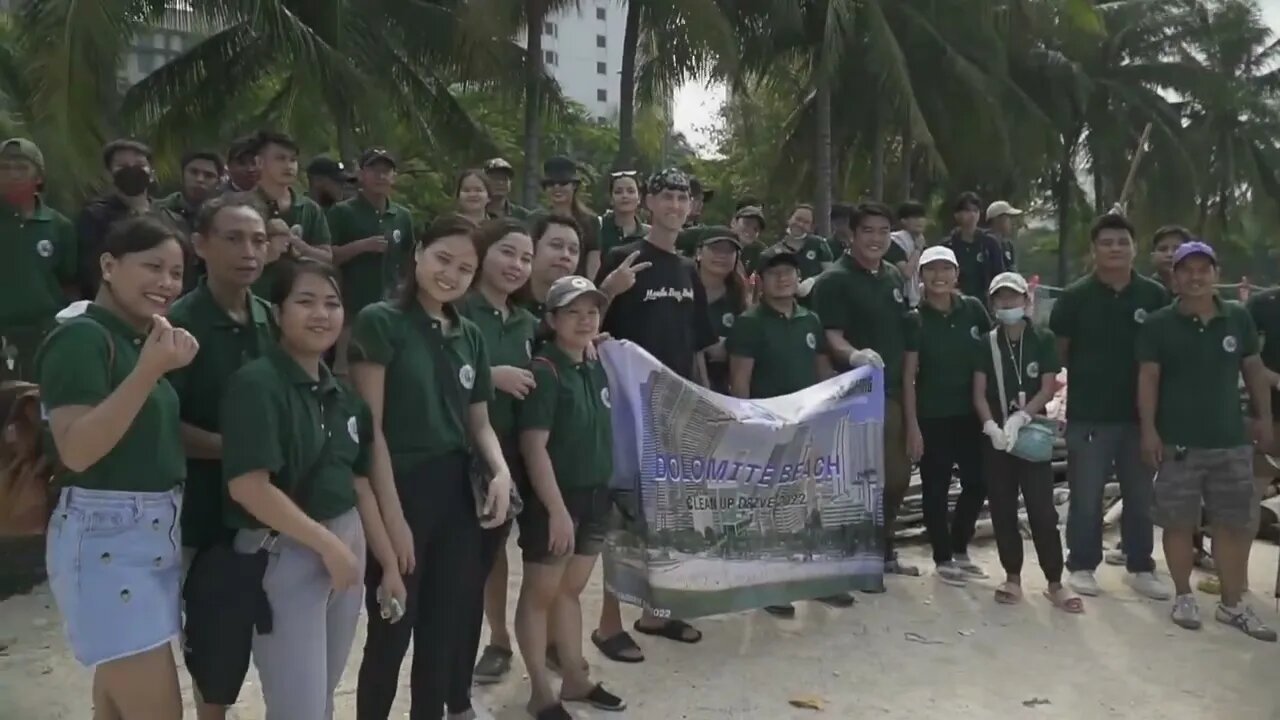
[534,703,573,720]
[633,618,703,644]
[565,683,626,712]
[590,630,645,663]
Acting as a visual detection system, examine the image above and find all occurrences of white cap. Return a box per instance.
[988,271,1029,297]
[918,246,957,268]
[986,201,1024,219]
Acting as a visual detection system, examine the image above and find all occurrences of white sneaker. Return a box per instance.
[952,554,989,578]
[1068,570,1101,596]
[1171,594,1202,630]
[1215,604,1278,642]
[935,562,969,586]
[1127,571,1172,601]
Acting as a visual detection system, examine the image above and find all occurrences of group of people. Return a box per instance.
[0,128,1277,720]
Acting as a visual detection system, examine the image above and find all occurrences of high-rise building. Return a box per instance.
[528,0,627,121]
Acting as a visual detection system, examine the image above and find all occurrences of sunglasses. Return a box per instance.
[610,170,639,179]
[542,179,579,188]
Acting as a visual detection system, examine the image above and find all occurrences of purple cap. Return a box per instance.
[1172,240,1216,267]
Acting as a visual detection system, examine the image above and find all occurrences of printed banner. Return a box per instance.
[597,340,885,620]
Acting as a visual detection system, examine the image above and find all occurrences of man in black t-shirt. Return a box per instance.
[590,167,713,661]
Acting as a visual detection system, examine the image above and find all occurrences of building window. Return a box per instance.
[596,34,606,48]
[597,89,608,102]
[544,21,557,37]
[597,61,607,75]
[544,50,558,66]
[597,7,606,20]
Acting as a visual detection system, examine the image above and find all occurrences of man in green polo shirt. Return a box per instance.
[167,194,276,717]
[252,131,332,295]
[156,150,224,238]
[1136,241,1275,642]
[1149,224,1190,295]
[1050,213,1171,601]
[812,201,918,577]
[0,137,77,382]
[328,148,415,373]
[732,205,767,272]
[485,158,531,221]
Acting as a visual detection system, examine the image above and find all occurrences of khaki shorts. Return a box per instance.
[1154,446,1256,530]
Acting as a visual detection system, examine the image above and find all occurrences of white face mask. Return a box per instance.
[994,307,1026,326]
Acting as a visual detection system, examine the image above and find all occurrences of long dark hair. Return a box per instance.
[697,242,750,314]
[397,214,480,310]
[471,217,533,305]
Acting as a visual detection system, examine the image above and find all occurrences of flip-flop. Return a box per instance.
[633,618,703,644]
[994,581,1023,605]
[563,683,627,712]
[1044,587,1085,614]
[534,703,573,720]
[590,630,645,663]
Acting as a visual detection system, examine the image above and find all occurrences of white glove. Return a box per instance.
[1002,411,1031,446]
[983,420,1008,451]
[847,348,884,369]
[797,276,817,298]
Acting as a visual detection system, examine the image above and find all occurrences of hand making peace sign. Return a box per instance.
[599,250,654,298]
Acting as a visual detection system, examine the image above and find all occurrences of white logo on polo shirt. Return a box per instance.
[805,332,816,349]
[35,239,53,258]
[893,288,904,304]
[1026,361,1040,378]
[722,313,735,328]
[970,326,980,340]
[600,387,612,408]
[392,229,402,244]
[459,364,476,389]
[347,416,359,443]
[1134,308,1147,323]
[805,250,816,260]
[1223,336,1238,353]
[525,339,533,359]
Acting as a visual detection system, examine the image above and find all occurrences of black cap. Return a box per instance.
[699,226,741,250]
[758,245,802,270]
[734,205,766,227]
[542,155,580,183]
[689,176,714,202]
[646,167,690,195]
[306,155,350,180]
[484,157,515,175]
[226,135,261,163]
[359,147,397,169]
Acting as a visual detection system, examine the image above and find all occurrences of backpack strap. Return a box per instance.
[532,356,559,381]
[988,328,1009,424]
[38,317,116,378]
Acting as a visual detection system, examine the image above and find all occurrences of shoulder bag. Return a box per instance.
[988,329,1057,463]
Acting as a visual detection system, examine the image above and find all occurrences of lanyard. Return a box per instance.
[1003,330,1027,409]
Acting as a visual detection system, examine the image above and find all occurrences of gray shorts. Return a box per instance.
[1154,446,1256,530]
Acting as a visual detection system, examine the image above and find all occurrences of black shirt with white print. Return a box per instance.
[596,239,716,380]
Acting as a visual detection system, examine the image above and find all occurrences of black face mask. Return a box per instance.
[112,165,152,197]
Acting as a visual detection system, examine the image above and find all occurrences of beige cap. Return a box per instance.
[986,200,1024,220]
[988,271,1029,297]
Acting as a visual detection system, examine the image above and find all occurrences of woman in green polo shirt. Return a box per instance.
[457,218,538,686]
[455,168,491,226]
[903,246,991,586]
[973,272,1081,613]
[527,214,583,317]
[536,156,600,279]
[516,275,625,719]
[221,259,405,718]
[350,215,514,720]
[697,230,749,394]
[39,216,196,718]
[599,171,648,255]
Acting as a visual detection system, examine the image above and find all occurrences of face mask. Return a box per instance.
[994,307,1025,326]
[1,180,38,207]
[112,165,152,197]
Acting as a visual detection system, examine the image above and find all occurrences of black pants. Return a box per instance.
[918,415,986,565]
[357,453,484,720]
[982,444,1064,584]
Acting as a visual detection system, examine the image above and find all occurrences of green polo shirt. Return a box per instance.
[1049,272,1170,423]
[811,255,911,398]
[770,235,832,280]
[155,192,196,233]
[976,321,1060,421]
[349,300,493,474]
[907,294,991,418]
[518,343,612,490]
[740,240,768,274]
[726,302,828,398]
[168,281,277,547]
[36,305,185,492]
[494,199,531,221]
[0,199,76,330]
[327,194,416,314]
[599,211,648,256]
[1247,288,1280,421]
[1137,298,1259,448]
[254,187,332,297]
[456,291,538,441]
[221,345,370,527]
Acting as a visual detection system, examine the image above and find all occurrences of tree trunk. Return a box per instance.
[522,0,546,206]
[614,0,642,169]
[813,77,833,238]
[1056,138,1074,287]
[870,112,885,201]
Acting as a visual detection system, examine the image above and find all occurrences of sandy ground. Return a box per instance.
[2,532,1279,720]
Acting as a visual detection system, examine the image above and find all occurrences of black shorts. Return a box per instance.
[182,543,261,705]
[518,486,611,564]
